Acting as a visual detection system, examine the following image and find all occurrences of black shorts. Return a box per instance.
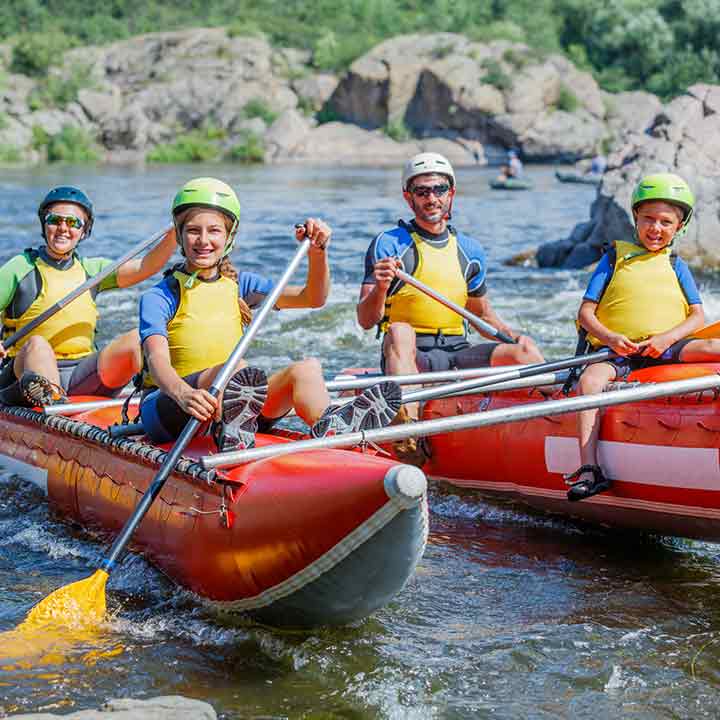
[381,333,499,373]
[605,338,694,380]
[0,353,120,396]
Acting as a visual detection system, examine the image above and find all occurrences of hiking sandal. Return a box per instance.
[564,464,612,502]
[19,372,68,407]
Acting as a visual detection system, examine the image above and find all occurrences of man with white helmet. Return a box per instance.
[357,152,543,463]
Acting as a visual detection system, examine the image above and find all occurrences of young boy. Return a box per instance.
[567,173,720,501]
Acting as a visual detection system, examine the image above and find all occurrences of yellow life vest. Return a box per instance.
[381,230,468,335]
[3,255,98,360]
[588,239,690,347]
[144,270,244,387]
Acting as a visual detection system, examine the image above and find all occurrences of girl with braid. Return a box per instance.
[139,178,401,450]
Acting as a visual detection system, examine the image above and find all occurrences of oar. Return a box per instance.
[401,348,617,404]
[2,227,171,350]
[17,237,311,632]
[201,372,720,469]
[395,268,516,344]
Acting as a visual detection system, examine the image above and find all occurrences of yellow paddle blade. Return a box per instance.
[0,570,114,668]
[19,569,109,632]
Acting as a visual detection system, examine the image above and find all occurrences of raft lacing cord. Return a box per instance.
[0,403,220,484]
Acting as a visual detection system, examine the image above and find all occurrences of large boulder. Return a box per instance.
[537,84,720,269]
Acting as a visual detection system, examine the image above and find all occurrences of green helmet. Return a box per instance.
[631,173,695,227]
[172,177,241,255]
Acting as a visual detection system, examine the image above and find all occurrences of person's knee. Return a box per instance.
[21,335,54,358]
[578,370,609,395]
[289,357,323,383]
[384,323,416,357]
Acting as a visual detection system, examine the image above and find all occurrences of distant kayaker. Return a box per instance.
[0,186,176,407]
[507,148,523,178]
[139,177,401,451]
[357,152,543,464]
[568,173,720,501]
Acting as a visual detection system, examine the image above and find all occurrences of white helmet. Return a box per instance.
[402,152,456,191]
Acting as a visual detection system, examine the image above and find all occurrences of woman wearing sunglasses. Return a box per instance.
[0,185,176,406]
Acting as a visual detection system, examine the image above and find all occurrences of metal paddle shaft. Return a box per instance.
[201,372,720,469]
[99,238,311,573]
[3,227,171,350]
[402,348,618,404]
[395,268,516,344]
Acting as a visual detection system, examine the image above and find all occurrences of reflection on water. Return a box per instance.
[2,164,720,718]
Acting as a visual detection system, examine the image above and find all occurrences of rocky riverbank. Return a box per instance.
[537,83,720,269]
[0,28,660,167]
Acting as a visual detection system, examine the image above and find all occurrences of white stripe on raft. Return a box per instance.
[545,436,720,491]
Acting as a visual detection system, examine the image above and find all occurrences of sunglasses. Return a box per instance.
[45,213,85,230]
[410,183,451,198]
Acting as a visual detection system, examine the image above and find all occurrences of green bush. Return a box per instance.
[384,119,411,142]
[35,125,100,164]
[0,144,21,163]
[480,58,513,91]
[11,33,75,77]
[226,21,264,38]
[227,131,264,163]
[242,99,278,125]
[28,63,95,110]
[0,112,8,131]
[146,129,221,163]
[556,84,579,112]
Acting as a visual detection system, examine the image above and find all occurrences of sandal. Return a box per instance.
[21,372,67,407]
[390,406,431,468]
[564,464,611,502]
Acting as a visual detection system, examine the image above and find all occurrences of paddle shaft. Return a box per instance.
[3,227,171,350]
[395,269,516,344]
[402,348,617,403]
[100,238,311,572]
[202,372,720,469]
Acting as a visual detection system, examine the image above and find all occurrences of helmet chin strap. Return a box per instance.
[182,219,238,289]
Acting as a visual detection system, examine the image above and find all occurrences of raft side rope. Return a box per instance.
[0,403,220,485]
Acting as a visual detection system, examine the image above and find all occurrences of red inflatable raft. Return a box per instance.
[0,398,428,628]
[419,363,720,540]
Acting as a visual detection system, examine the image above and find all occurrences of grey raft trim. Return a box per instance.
[0,403,219,484]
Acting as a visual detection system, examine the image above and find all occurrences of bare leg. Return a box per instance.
[679,339,720,362]
[263,358,329,425]
[96,330,143,390]
[576,362,617,476]
[383,322,420,419]
[489,338,544,367]
[12,335,61,385]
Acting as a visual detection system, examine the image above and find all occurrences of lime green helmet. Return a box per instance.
[172,177,241,255]
[631,173,695,227]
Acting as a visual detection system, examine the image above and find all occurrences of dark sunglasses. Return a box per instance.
[410,183,451,198]
[45,212,85,230]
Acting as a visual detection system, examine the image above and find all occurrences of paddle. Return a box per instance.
[395,268,517,344]
[16,237,311,632]
[401,349,617,404]
[201,372,720,469]
[2,227,171,351]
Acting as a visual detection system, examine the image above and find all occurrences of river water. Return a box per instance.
[2,165,720,719]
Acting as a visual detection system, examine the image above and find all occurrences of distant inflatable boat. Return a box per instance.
[489,177,533,190]
[0,398,428,628]
[555,170,602,185]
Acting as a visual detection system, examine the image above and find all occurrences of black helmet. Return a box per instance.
[38,186,94,239]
